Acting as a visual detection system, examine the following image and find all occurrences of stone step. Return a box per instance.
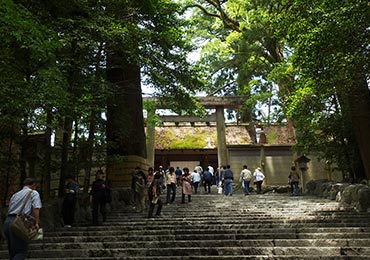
[43,228,370,239]
[51,224,370,232]
[99,221,370,229]
[11,238,370,250]
[23,257,370,260]
[8,246,370,258]
[105,214,370,222]
[101,221,370,229]
[107,212,370,220]
[4,232,369,246]
[2,194,370,259]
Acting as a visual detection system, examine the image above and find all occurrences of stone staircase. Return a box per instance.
[2,192,370,259]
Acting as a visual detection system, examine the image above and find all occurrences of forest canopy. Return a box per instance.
[0,0,369,204]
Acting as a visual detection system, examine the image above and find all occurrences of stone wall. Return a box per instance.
[229,145,343,186]
[306,179,370,212]
[0,188,133,234]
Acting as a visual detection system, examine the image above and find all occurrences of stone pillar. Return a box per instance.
[260,145,266,185]
[216,106,228,167]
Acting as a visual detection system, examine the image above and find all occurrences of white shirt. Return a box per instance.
[191,171,201,183]
[165,172,177,185]
[208,166,214,176]
[8,186,42,216]
[253,170,265,182]
[240,169,253,181]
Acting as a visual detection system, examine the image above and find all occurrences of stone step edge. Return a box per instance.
[23,257,370,260]
[15,246,370,254]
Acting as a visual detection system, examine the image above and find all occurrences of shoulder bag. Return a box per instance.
[10,190,37,242]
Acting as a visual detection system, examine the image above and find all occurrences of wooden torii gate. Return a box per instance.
[144,96,246,167]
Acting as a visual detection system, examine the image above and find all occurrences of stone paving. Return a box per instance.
[1,191,370,259]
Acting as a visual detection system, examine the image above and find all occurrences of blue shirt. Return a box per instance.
[223,169,234,180]
[7,187,42,216]
[203,171,213,182]
[175,168,182,178]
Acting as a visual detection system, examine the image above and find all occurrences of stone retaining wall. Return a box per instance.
[306,179,370,212]
[0,188,133,233]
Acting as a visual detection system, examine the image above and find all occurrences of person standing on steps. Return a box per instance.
[290,166,300,196]
[62,175,79,228]
[191,169,201,194]
[3,178,42,260]
[175,166,182,186]
[148,170,163,218]
[146,167,155,207]
[90,169,110,225]
[202,167,213,194]
[207,165,214,177]
[132,168,147,212]
[240,165,253,195]
[165,166,177,204]
[157,165,166,194]
[253,167,265,194]
[215,166,222,194]
[223,165,234,196]
[181,167,192,203]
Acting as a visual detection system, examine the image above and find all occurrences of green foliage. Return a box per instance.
[182,0,292,125]
[281,0,370,178]
[182,0,370,179]
[265,129,278,144]
[143,100,162,127]
[0,0,209,201]
[0,0,61,112]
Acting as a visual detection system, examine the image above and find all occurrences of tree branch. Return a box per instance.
[185,1,240,32]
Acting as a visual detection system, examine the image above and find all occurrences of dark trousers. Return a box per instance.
[256,181,263,194]
[204,181,212,193]
[166,183,176,203]
[181,194,191,203]
[292,181,300,195]
[148,198,163,217]
[62,196,77,226]
[193,182,199,194]
[4,215,28,260]
[92,199,106,225]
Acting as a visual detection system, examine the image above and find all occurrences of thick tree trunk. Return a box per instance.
[347,79,370,180]
[106,54,146,158]
[58,117,73,197]
[83,110,97,193]
[105,46,147,187]
[43,108,52,199]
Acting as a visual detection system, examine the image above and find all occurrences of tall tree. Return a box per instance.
[183,0,295,141]
[0,0,63,203]
[106,0,204,170]
[282,0,370,180]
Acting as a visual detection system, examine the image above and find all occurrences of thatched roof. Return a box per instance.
[154,125,295,149]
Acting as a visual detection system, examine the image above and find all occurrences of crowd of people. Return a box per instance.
[2,164,300,259]
[129,164,293,218]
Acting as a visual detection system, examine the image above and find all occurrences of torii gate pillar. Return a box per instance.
[216,106,228,167]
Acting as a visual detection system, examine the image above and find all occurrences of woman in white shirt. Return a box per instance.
[253,167,265,194]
